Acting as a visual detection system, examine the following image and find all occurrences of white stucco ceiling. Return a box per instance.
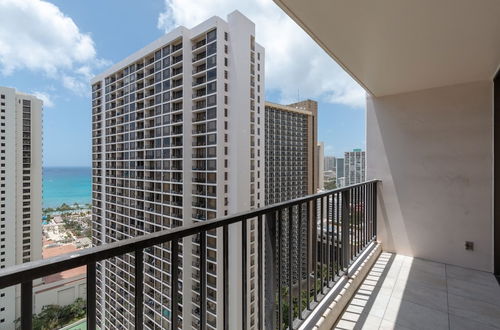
[274,0,500,96]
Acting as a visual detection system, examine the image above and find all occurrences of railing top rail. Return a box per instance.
[0,180,379,289]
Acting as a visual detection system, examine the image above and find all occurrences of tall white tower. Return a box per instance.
[0,87,43,328]
[91,11,264,329]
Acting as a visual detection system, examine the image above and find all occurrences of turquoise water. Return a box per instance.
[43,167,92,208]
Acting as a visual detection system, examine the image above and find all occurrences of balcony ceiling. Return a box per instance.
[274,0,500,96]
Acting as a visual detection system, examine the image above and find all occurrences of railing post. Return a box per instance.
[21,281,32,330]
[87,262,96,330]
[264,212,276,330]
[341,189,351,277]
[134,249,144,330]
[223,226,229,330]
[171,239,179,330]
[373,181,378,238]
[242,219,248,330]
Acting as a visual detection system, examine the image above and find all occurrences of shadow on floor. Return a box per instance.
[334,252,500,330]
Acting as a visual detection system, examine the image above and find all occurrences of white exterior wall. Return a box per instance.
[367,81,493,272]
[91,11,264,330]
[33,275,86,314]
[0,87,43,328]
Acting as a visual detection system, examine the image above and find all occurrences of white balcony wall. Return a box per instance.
[367,81,493,272]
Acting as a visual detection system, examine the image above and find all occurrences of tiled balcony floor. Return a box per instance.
[334,252,500,330]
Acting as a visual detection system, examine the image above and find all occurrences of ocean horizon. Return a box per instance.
[43,166,92,208]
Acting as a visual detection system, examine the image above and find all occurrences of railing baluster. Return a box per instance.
[21,281,32,330]
[135,249,144,330]
[257,216,264,330]
[297,203,303,320]
[370,183,373,240]
[200,231,207,330]
[336,192,340,276]
[288,206,293,329]
[223,225,229,330]
[313,198,318,302]
[363,184,367,246]
[326,194,331,285]
[242,219,248,330]
[87,262,97,330]
[278,209,282,329]
[171,239,179,330]
[306,201,310,311]
[356,186,360,256]
[373,182,378,238]
[320,196,324,294]
[341,189,350,275]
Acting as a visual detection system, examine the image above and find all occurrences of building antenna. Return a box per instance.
[297,89,300,102]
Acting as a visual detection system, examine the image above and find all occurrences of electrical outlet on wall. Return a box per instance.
[465,241,474,251]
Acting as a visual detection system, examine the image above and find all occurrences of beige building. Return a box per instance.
[33,242,87,314]
[264,100,318,205]
[0,87,42,328]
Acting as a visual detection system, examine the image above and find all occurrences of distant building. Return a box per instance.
[324,156,336,171]
[33,242,87,314]
[264,99,318,288]
[0,87,43,327]
[335,158,345,179]
[344,149,366,186]
[264,99,318,205]
[316,142,325,191]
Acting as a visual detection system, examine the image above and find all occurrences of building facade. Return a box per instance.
[343,149,366,186]
[264,100,318,205]
[324,156,336,171]
[335,157,344,180]
[264,100,318,305]
[0,87,42,328]
[316,142,325,191]
[91,11,264,329]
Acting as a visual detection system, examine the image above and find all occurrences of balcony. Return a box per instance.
[332,252,500,330]
[0,182,379,329]
[271,1,500,329]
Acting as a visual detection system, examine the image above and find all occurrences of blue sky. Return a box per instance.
[0,0,365,167]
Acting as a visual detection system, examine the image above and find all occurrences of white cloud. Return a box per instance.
[32,91,54,107]
[158,0,366,108]
[0,0,107,95]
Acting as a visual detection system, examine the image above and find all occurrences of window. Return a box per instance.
[207,68,217,81]
[207,43,216,56]
[207,55,216,69]
[207,29,217,42]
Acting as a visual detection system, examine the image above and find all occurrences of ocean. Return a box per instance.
[43,167,92,208]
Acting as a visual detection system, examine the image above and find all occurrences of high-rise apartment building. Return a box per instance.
[264,99,318,300]
[335,157,345,187]
[0,87,42,327]
[324,156,336,171]
[344,149,366,186]
[264,100,318,205]
[335,158,344,179]
[316,142,325,191]
[91,11,264,329]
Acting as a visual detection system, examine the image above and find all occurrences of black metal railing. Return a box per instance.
[0,180,378,330]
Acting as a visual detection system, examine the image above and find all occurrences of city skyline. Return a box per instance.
[0,0,366,167]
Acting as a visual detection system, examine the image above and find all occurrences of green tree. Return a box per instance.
[15,298,86,330]
[324,180,337,190]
